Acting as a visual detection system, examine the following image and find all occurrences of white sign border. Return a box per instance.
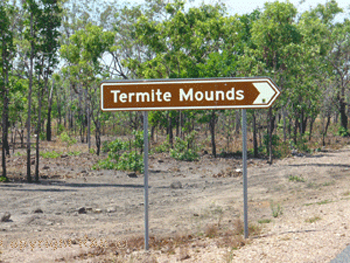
[100,77,280,111]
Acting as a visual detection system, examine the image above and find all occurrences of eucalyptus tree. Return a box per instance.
[124,0,242,156]
[20,0,63,182]
[294,1,345,144]
[250,1,302,163]
[33,0,62,182]
[22,0,40,183]
[327,19,350,131]
[0,0,15,180]
[60,23,114,154]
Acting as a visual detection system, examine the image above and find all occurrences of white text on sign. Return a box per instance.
[111,88,244,103]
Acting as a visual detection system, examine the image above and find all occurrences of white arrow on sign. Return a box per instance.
[253,82,278,105]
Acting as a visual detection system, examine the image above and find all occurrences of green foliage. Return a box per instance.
[170,132,199,161]
[40,150,81,159]
[117,151,144,173]
[56,124,65,135]
[263,134,281,158]
[67,151,81,156]
[258,219,272,224]
[132,130,144,153]
[154,139,171,153]
[59,132,77,149]
[39,132,46,141]
[105,138,125,161]
[40,151,61,159]
[93,131,145,172]
[297,137,311,153]
[338,127,350,137]
[0,176,9,182]
[93,152,144,173]
[93,158,117,170]
[288,175,306,182]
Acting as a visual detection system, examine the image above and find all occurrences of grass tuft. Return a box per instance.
[288,175,306,182]
[305,216,321,223]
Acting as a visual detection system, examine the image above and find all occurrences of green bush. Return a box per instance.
[288,175,306,182]
[154,140,170,153]
[170,132,199,161]
[117,151,144,173]
[102,141,109,153]
[132,130,144,153]
[56,124,65,135]
[93,131,145,173]
[39,132,46,141]
[93,157,118,170]
[338,127,350,137]
[67,151,81,156]
[263,133,281,158]
[0,176,9,182]
[59,132,77,149]
[40,151,62,159]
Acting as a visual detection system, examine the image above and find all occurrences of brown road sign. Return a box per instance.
[100,77,280,111]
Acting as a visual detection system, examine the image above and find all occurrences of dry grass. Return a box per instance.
[77,219,261,262]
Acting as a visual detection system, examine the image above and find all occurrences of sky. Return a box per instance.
[116,0,350,17]
[191,0,349,15]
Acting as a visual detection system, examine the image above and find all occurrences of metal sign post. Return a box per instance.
[143,111,149,250]
[242,109,248,239]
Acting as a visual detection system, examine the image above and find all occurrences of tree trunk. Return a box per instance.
[209,111,217,158]
[12,126,15,155]
[179,111,183,139]
[46,80,54,141]
[94,117,101,156]
[176,111,180,137]
[167,111,173,147]
[87,103,91,151]
[293,117,298,145]
[308,117,315,141]
[35,85,44,183]
[235,110,240,135]
[252,111,258,158]
[1,81,9,179]
[267,108,273,165]
[322,115,331,146]
[340,98,348,131]
[26,13,34,183]
[151,125,155,142]
[78,91,85,143]
[282,108,287,142]
[56,87,62,128]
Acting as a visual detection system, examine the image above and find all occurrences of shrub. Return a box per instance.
[288,175,306,182]
[59,132,77,150]
[117,151,144,173]
[170,131,199,161]
[263,133,281,158]
[93,131,145,173]
[0,176,8,182]
[40,151,62,159]
[338,127,350,137]
[154,139,171,153]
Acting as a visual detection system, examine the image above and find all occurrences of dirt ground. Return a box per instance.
[1,139,350,262]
